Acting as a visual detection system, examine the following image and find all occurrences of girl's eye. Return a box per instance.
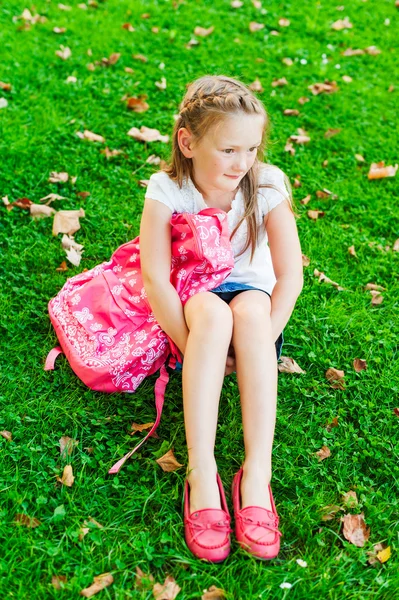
[224,147,257,154]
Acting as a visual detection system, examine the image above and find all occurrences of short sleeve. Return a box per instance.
[257,164,290,217]
[145,172,176,213]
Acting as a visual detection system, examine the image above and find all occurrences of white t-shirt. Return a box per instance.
[145,163,289,295]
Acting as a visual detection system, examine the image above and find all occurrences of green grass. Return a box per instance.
[1,0,398,598]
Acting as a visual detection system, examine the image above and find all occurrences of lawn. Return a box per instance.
[0,0,398,598]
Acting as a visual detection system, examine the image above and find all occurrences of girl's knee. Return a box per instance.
[184,292,233,332]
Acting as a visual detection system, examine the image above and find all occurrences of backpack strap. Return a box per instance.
[108,358,175,474]
[44,346,64,371]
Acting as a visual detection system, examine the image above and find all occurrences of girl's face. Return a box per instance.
[178,112,265,197]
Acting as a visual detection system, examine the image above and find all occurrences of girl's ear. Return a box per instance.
[178,127,195,158]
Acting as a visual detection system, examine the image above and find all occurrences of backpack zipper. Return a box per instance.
[184,213,203,259]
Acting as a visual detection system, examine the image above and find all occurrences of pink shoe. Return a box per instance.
[232,467,282,560]
[184,472,232,563]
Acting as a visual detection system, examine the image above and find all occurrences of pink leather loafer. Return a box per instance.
[232,467,282,560]
[184,472,232,563]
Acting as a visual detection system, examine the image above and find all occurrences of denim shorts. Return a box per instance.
[174,282,284,372]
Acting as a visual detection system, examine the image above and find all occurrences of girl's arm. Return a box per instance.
[265,200,303,342]
[140,197,189,356]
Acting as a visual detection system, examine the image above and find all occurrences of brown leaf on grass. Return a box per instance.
[307,210,325,220]
[76,191,90,199]
[53,26,67,33]
[348,245,357,257]
[76,130,105,143]
[298,96,310,104]
[49,171,69,183]
[342,75,352,83]
[122,23,135,31]
[56,261,68,272]
[248,78,263,93]
[367,543,391,565]
[368,161,398,180]
[308,81,339,95]
[320,504,343,521]
[130,422,155,435]
[101,147,123,158]
[57,464,74,487]
[289,131,310,144]
[155,77,167,90]
[249,21,264,32]
[342,490,358,508]
[56,46,71,60]
[277,356,306,374]
[127,126,169,143]
[9,197,33,210]
[284,109,300,116]
[40,193,67,204]
[62,234,84,253]
[126,95,150,112]
[153,575,181,600]
[353,358,367,372]
[282,57,293,66]
[326,367,345,389]
[302,253,310,266]
[284,141,296,155]
[324,128,341,138]
[393,239,399,252]
[278,18,290,27]
[60,436,78,456]
[342,48,365,56]
[15,513,41,528]
[300,194,311,205]
[315,445,331,461]
[0,430,12,441]
[133,53,148,62]
[30,204,57,218]
[370,290,383,305]
[193,26,214,36]
[155,449,184,472]
[135,566,155,590]
[331,17,353,30]
[293,177,301,188]
[394,408,399,417]
[272,77,288,87]
[52,575,67,589]
[202,586,226,600]
[0,81,12,91]
[231,0,244,8]
[341,513,370,547]
[80,573,114,598]
[79,517,104,540]
[365,282,386,291]
[53,208,85,236]
[314,269,344,290]
[325,416,339,432]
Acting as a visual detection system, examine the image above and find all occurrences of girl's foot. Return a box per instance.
[240,464,273,512]
[186,465,222,513]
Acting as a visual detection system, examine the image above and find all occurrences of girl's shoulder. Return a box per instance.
[256,163,290,215]
[258,162,288,186]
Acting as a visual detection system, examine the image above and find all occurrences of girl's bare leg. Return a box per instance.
[229,291,277,511]
[182,292,233,513]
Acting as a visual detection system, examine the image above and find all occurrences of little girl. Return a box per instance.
[139,75,303,562]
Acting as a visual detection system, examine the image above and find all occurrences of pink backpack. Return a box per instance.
[45,208,234,472]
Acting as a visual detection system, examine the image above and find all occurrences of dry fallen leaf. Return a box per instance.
[127,126,169,143]
[76,130,105,143]
[272,77,288,87]
[248,78,263,93]
[308,210,325,220]
[367,543,391,565]
[320,504,343,521]
[348,245,357,257]
[342,490,358,508]
[365,282,386,292]
[283,109,300,116]
[30,204,57,218]
[130,422,155,435]
[56,45,71,60]
[324,128,341,138]
[302,253,310,266]
[152,575,181,600]
[155,449,184,472]
[249,21,265,32]
[155,77,167,90]
[135,566,155,589]
[60,436,78,456]
[341,513,370,547]
[126,95,149,112]
[122,22,135,31]
[370,290,383,305]
[298,96,310,104]
[278,18,290,27]
[53,26,66,33]
[331,17,353,30]
[194,26,214,36]
[277,356,306,374]
[300,194,311,205]
[282,57,293,66]
[315,445,331,461]
[79,517,104,540]
[80,573,114,598]
[368,161,398,180]
[101,147,123,158]
[15,513,41,528]
[1,430,12,441]
[308,81,339,95]
[325,416,339,432]
[202,585,226,600]
[56,261,68,272]
[314,269,344,291]
[39,193,67,204]
[53,208,85,236]
[49,171,69,183]
[326,367,345,390]
[52,575,67,589]
[342,75,352,83]
[57,464,74,487]
[353,358,367,372]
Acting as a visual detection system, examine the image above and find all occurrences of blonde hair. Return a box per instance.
[163,74,294,262]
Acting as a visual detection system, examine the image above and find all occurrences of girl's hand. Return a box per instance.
[224,344,236,376]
